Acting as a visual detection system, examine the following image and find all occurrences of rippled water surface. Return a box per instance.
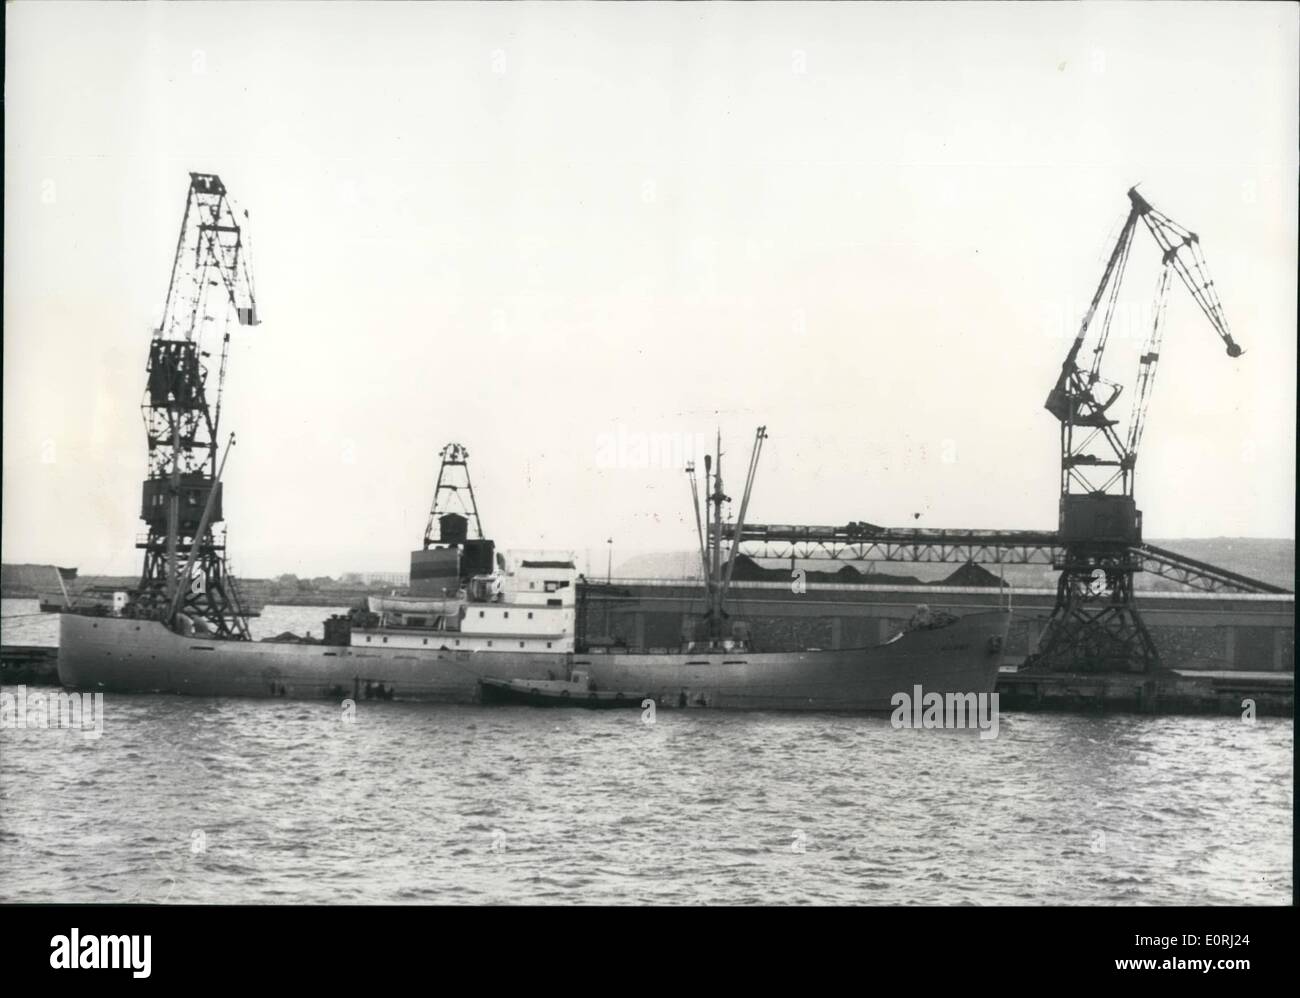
[1,600,1293,904]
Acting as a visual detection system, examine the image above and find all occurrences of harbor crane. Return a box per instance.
[132,173,259,637]
[1029,187,1244,673]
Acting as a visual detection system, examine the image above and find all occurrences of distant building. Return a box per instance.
[341,571,409,587]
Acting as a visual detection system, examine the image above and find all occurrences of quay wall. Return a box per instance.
[579,579,1295,672]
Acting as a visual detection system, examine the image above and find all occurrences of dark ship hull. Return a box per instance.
[567,610,1010,711]
[59,610,1009,710]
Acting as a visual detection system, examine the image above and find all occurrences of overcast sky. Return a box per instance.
[4,1,1296,578]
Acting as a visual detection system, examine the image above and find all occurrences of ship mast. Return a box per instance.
[693,427,765,643]
[708,429,728,628]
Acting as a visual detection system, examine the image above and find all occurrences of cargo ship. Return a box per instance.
[59,434,1007,708]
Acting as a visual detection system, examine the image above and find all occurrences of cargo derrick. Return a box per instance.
[131,173,259,637]
[410,443,494,595]
[421,443,484,550]
[686,427,767,645]
[1026,188,1243,673]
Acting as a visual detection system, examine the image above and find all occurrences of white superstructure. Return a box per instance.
[358,553,577,653]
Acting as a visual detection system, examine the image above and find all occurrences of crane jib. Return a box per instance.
[1032,187,1247,672]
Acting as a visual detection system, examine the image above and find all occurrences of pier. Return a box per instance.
[579,579,1294,669]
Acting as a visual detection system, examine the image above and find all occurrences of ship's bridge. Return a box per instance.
[498,552,577,608]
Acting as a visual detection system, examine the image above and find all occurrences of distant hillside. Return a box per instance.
[7,538,1291,598]
[613,539,1294,591]
[1,563,88,597]
[1144,538,1294,590]
[613,551,704,579]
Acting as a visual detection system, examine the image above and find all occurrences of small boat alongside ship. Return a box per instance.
[39,586,117,615]
[33,566,110,614]
[480,669,648,709]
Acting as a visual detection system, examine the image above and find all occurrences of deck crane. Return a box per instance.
[410,442,499,597]
[422,443,484,549]
[1031,187,1244,672]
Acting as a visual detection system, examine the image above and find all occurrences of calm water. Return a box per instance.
[1,599,1293,904]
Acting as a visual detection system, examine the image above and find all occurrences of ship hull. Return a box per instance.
[57,614,565,702]
[58,610,1010,711]
[575,610,1011,711]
